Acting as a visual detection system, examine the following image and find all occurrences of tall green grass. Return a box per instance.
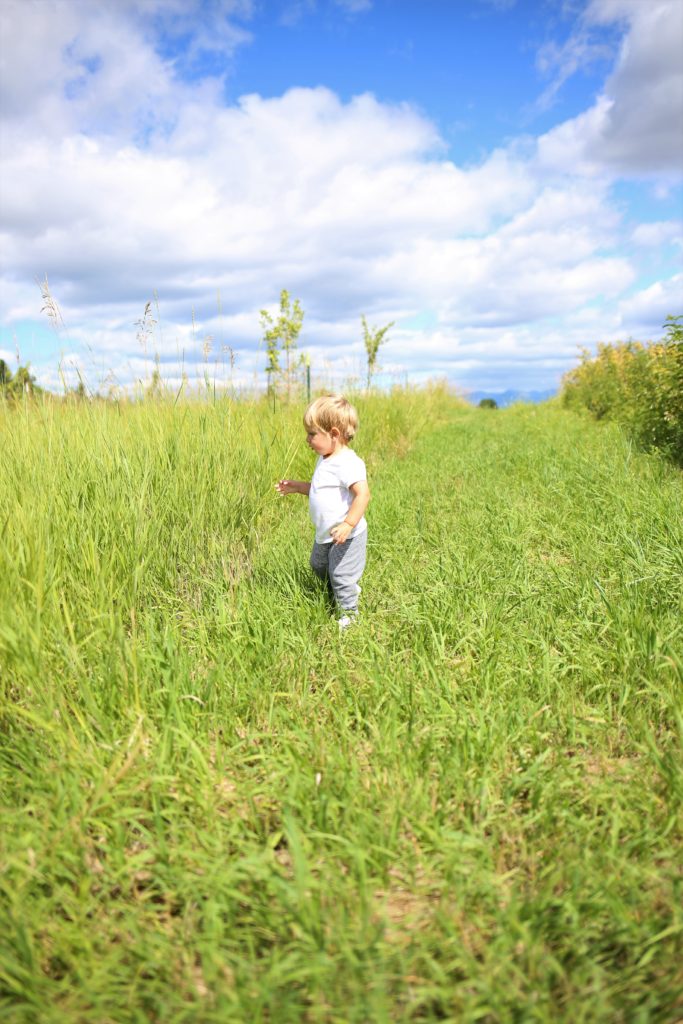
[1,392,681,1022]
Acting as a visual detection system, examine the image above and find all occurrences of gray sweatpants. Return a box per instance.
[310,530,367,612]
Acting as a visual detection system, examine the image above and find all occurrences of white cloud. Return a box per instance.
[535,24,615,114]
[616,274,683,336]
[0,0,251,141]
[0,0,680,394]
[538,0,683,176]
[631,221,683,248]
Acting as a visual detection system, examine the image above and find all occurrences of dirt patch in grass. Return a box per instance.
[374,865,441,947]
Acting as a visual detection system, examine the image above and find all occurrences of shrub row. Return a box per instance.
[561,315,683,465]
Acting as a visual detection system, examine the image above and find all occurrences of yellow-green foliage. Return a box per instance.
[561,315,683,465]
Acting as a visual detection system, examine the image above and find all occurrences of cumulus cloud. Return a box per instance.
[631,221,683,248]
[616,273,683,336]
[0,0,680,394]
[538,0,683,176]
[3,92,625,353]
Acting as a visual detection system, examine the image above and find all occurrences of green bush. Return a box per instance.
[0,360,42,399]
[561,315,683,465]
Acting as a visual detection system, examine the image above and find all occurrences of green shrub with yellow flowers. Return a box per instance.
[561,315,683,465]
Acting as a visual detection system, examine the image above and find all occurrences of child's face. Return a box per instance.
[306,427,339,457]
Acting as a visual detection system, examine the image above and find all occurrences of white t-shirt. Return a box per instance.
[309,447,368,544]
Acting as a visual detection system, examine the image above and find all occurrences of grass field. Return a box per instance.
[1,392,682,1022]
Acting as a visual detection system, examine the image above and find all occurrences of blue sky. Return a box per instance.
[222,1,618,152]
[1,0,681,395]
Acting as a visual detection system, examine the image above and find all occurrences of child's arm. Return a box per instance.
[329,480,371,545]
[276,479,310,496]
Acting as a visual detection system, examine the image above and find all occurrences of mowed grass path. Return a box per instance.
[1,396,682,1022]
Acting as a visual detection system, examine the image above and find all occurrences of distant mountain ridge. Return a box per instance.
[465,388,557,408]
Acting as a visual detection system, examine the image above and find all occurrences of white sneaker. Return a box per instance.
[338,612,358,631]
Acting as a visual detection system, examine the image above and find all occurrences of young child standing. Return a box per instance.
[276,394,370,629]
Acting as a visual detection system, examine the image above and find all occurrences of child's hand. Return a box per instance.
[330,521,353,545]
[275,479,296,495]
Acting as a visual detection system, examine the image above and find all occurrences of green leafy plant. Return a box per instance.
[260,290,305,403]
[361,315,394,390]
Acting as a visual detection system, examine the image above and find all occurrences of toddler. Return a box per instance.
[276,394,370,629]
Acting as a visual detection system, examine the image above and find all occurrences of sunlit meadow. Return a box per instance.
[1,388,681,1022]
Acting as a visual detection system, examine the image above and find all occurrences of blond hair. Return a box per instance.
[303,394,359,442]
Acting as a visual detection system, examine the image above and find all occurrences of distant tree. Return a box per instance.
[14,365,38,396]
[0,359,13,391]
[362,315,394,390]
[2,364,41,398]
[478,398,498,409]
